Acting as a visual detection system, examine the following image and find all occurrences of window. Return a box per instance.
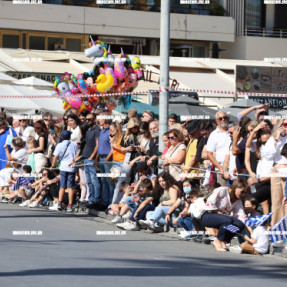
[245,0,263,27]
[29,36,45,50]
[48,37,64,50]
[66,38,81,51]
[2,35,19,48]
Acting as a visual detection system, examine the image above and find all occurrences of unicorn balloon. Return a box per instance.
[85,36,108,66]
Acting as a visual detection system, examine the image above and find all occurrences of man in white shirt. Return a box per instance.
[15,115,35,142]
[206,111,231,186]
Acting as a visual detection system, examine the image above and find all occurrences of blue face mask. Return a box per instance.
[183,186,192,194]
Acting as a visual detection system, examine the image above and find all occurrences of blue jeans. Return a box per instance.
[99,157,114,206]
[130,204,155,223]
[178,217,194,231]
[84,159,101,204]
[201,212,245,243]
[147,206,171,226]
[125,196,138,210]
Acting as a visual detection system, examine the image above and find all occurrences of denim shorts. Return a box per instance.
[60,171,76,189]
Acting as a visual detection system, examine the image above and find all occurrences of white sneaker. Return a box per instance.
[139,219,155,231]
[229,246,242,254]
[49,203,59,211]
[122,210,132,220]
[272,240,285,248]
[28,201,39,208]
[124,222,140,231]
[19,200,30,207]
[111,215,124,224]
[179,230,191,238]
[116,222,128,229]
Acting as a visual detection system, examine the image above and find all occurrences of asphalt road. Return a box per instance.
[0,204,287,287]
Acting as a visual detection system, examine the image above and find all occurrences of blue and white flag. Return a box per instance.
[223,224,240,234]
[12,176,28,191]
[269,215,287,243]
[245,213,273,228]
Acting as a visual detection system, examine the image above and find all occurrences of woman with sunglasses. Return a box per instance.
[0,118,18,171]
[15,116,35,142]
[162,129,186,183]
[27,120,49,173]
[261,119,287,229]
[245,121,272,214]
[194,179,248,251]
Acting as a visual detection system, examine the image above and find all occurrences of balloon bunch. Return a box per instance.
[54,37,143,113]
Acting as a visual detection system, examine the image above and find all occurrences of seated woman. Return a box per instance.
[192,179,248,252]
[164,179,201,238]
[139,172,180,233]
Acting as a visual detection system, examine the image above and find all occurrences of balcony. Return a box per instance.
[244,27,287,39]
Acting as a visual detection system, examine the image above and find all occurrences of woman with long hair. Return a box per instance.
[192,179,248,251]
[110,117,141,206]
[139,171,181,232]
[28,120,49,173]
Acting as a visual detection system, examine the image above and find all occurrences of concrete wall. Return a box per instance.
[0,1,235,42]
[220,36,287,60]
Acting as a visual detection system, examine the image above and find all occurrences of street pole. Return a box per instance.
[159,0,170,152]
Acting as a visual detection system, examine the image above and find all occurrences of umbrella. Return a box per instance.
[226,99,259,108]
[169,103,220,121]
[169,95,199,105]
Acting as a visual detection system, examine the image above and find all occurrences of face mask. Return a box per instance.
[183,186,192,194]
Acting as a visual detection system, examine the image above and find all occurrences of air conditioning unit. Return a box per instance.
[54,44,64,50]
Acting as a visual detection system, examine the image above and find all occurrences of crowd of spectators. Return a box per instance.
[0,103,287,254]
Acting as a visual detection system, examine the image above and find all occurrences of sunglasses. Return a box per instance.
[282,123,287,128]
[218,116,228,121]
[131,126,138,129]
[86,118,93,121]
[168,136,176,140]
[258,111,268,116]
[140,131,146,134]
[63,118,68,121]
[19,120,27,122]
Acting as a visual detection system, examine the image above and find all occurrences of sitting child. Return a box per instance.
[116,178,157,231]
[111,181,133,223]
[230,214,269,255]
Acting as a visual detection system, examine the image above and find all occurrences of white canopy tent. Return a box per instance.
[0,84,64,118]
[12,76,53,88]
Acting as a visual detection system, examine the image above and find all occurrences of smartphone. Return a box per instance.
[156,151,163,156]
